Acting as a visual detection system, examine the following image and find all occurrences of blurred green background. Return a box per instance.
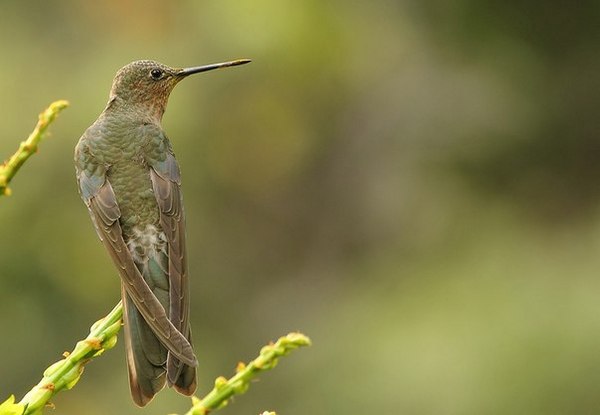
[1,1,599,413]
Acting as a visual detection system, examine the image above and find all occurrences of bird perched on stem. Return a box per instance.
[74,58,250,406]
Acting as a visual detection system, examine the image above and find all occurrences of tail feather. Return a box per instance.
[122,287,167,406]
[173,362,197,395]
[167,330,197,395]
[122,248,197,406]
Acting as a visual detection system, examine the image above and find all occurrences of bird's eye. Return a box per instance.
[150,68,164,80]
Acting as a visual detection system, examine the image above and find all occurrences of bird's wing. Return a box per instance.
[149,149,196,393]
[76,146,197,368]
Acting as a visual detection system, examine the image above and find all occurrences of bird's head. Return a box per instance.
[107,59,251,120]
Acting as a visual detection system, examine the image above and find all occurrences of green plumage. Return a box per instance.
[78,118,165,238]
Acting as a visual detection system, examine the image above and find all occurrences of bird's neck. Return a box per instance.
[104,94,167,124]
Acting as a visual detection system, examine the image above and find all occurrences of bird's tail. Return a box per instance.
[122,285,167,406]
[122,279,196,406]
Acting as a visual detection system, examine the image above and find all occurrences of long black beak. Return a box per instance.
[178,59,251,77]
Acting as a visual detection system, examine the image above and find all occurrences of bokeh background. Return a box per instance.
[1,1,599,414]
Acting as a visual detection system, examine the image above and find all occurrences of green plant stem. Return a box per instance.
[2,303,309,415]
[183,332,311,415]
[0,100,69,196]
[17,302,123,415]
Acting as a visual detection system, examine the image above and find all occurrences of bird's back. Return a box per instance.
[75,113,196,406]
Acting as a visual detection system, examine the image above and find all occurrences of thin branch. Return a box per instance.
[183,332,311,415]
[16,302,123,415]
[0,100,69,196]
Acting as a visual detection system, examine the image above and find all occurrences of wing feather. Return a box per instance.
[150,152,195,392]
[79,170,197,367]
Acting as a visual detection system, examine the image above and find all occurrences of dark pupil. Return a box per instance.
[151,69,162,79]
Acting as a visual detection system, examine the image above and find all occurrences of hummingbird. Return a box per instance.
[74,58,250,406]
